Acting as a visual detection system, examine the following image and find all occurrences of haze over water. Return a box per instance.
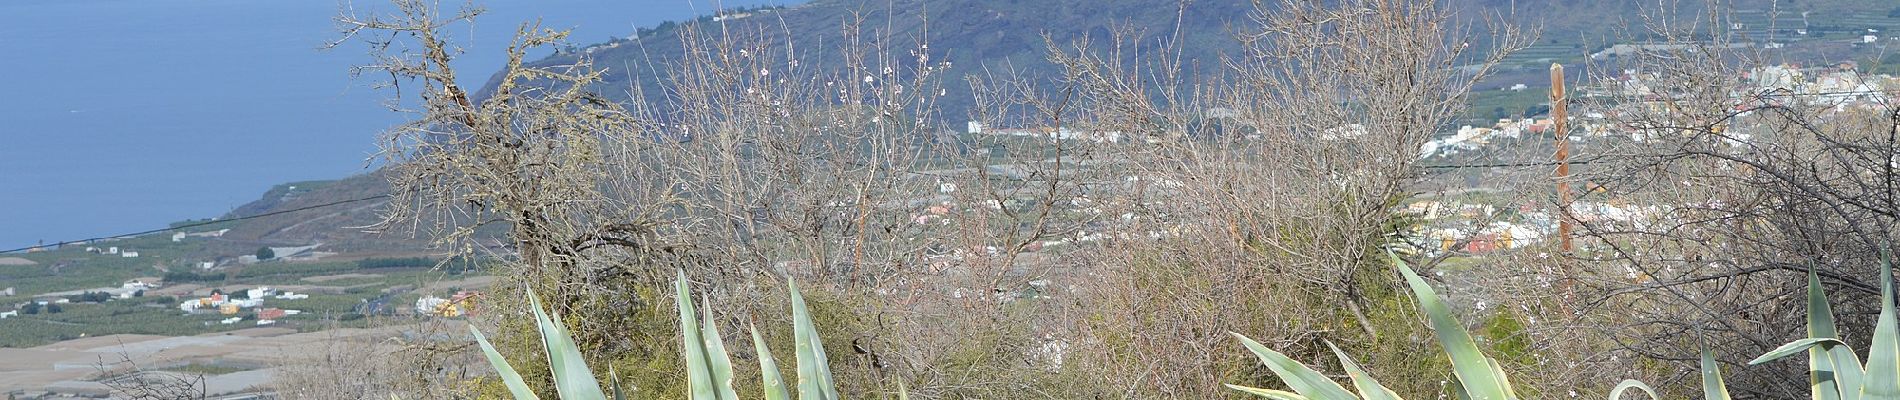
[0,0,787,249]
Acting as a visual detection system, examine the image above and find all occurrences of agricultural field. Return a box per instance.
[0,230,490,348]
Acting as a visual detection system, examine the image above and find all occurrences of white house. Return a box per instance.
[171,232,186,242]
[107,247,119,254]
[121,251,139,258]
[246,287,272,300]
[0,310,17,319]
[1867,35,1881,44]
[416,296,449,314]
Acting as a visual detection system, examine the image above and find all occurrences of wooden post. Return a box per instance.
[1551,63,1577,315]
[1551,63,1573,254]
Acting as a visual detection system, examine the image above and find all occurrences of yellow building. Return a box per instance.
[219,304,239,315]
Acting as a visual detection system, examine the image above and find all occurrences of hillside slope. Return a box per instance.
[242,0,1900,253]
[209,171,432,253]
[495,0,1900,122]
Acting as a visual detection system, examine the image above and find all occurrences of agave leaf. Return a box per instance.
[1804,266,1862,400]
[897,379,911,400]
[1225,384,1317,400]
[1389,252,1513,400]
[1449,379,1471,400]
[789,279,839,400]
[677,271,720,400]
[531,293,610,400]
[1751,338,1851,366]
[1325,341,1404,400]
[752,324,789,400]
[1230,333,1356,399]
[1866,248,1900,400]
[1608,379,1660,400]
[701,301,740,400]
[1486,358,1520,399]
[468,324,542,400]
[1701,349,1733,400]
[608,365,626,400]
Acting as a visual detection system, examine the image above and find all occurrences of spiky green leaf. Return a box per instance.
[789,279,839,400]
[701,301,740,400]
[1231,333,1356,399]
[1608,379,1659,400]
[531,293,610,400]
[1803,266,1862,400]
[1867,248,1900,400]
[1701,349,1733,400]
[677,271,720,400]
[1225,384,1316,400]
[468,324,541,400]
[1751,338,1851,366]
[1390,252,1514,400]
[1326,341,1404,400]
[752,324,789,400]
[608,365,626,400]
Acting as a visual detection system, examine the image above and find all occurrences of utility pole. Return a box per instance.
[1551,63,1573,254]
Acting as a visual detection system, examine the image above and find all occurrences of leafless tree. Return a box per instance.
[1568,1,1900,397]
[97,352,208,400]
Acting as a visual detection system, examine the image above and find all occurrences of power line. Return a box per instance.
[1,194,393,254]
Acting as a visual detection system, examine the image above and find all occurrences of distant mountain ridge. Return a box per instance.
[233,0,1900,251]
[212,172,429,253]
[493,0,1898,123]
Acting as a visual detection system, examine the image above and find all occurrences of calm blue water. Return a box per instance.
[0,0,788,249]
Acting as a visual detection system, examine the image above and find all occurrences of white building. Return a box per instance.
[172,232,186,242]
[121,251,139,258]
[416,296,449,314]
[0,310,17,319]
[246,287,272,300]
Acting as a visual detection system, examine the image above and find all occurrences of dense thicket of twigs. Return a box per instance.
[268,0,1900,398]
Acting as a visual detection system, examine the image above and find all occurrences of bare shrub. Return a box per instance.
[1569,2,1900,397]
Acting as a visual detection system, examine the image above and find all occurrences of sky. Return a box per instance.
[0,0,792,250]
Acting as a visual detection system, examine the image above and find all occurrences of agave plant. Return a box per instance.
[1611,250,1900,400]
[1230,249,1900,400]
[1225,252,1520,400]
[466,270,853,399]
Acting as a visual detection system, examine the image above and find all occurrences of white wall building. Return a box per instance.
[416,296,449,314]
